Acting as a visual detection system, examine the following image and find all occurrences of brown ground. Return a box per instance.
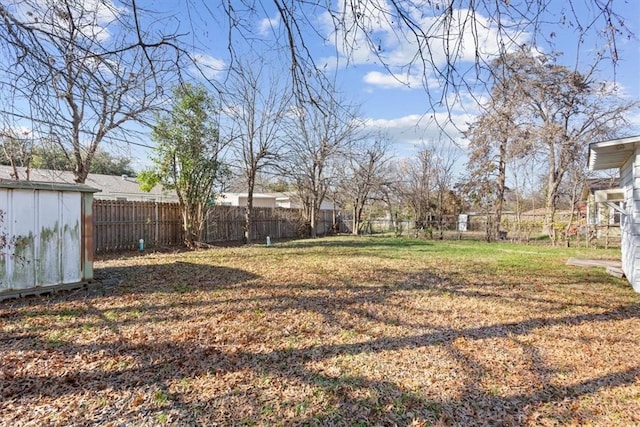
[1,239,639,426]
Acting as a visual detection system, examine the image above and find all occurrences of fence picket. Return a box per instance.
[92,200,338,253]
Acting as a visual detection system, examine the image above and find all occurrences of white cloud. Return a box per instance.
[258,15,281,37]
[15,0,121,42]
[363,71,422,89]
[192,54,227,79]
[628,110,640,134]
[318,1,530,89]
[363,110,474,153]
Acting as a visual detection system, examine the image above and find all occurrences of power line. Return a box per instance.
[0,110,157,150]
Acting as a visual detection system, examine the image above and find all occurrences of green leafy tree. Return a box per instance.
[30,145,136,177]
[87,151,137,177]
[139,84,226,249]
[1,132,33,179]
[2,134,136,178]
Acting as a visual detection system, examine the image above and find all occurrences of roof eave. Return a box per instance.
[588,135,640,171]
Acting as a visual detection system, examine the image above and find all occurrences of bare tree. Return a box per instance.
[506,155,540,241]
[464,61,529,241]
[560,152,589,247]
[0,130,33,180]
[431,144,460,239]
[215,0,631,125]
[464,48,637,243]
[282,96,363,238]
[399,143,459,238]
[0,0,182,183]
[494,49,636,244]
[397,148,434,237]
[1,1,632,161]
[337,135,392,235]
[223,60,291,244]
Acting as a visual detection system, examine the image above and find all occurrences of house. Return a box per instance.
[217,192,336,211]
[583,177,622,229]
[0,166,178,202]
[216,192,277,208]
[588,135,640,292]
[273,192,336,210]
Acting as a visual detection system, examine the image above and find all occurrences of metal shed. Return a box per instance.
[0,180,98,298]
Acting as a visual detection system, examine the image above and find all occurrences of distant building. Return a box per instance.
[583,177,622,226]
[216,193,277,208]
[0,166,178,202]
[217,192,336,210]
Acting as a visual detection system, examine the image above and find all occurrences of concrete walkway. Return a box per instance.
[566,258,624,278]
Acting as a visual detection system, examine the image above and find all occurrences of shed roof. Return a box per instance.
[0,179,99,193]
[0,166,176,201]
[588,135,640,171]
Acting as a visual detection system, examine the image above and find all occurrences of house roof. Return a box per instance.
[580,177,620,202]
[585,177,620,193]
[588,135,640,171]
[0,166,176,201]
[220,192,280,200]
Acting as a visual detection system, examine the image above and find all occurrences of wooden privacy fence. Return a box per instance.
[92,201,616,252]
[203,206,305,243]
[93,200,183,252]
[92,200,343,252]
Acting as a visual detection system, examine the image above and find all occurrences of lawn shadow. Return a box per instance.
[421,266,636,311]
[3,249,640,425]
[93,261,260,296]
[3,286,640,425]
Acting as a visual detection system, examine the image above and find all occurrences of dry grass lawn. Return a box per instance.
[1,236,639,426]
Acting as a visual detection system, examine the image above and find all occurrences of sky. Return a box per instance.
[116,0,640,174]
[5,0,640,176]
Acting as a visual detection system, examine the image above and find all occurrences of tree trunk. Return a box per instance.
[494,138,507,241]
[544,141,563,245]
[182,204,198,249]
[310,199,317,238]
[244,202,252,244]
[352,205,359,235]
[245,175,255,244]
[485,212,493,243]
[545,191,558,245]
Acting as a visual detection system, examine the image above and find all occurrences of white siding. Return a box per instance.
[621,154,640,291]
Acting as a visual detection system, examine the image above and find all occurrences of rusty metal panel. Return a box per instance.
[81,192,94,281]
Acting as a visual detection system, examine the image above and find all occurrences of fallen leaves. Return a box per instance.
[1,237,639,425]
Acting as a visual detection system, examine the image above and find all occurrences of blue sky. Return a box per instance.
[10,1,634,173]
[118,0,640,172]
